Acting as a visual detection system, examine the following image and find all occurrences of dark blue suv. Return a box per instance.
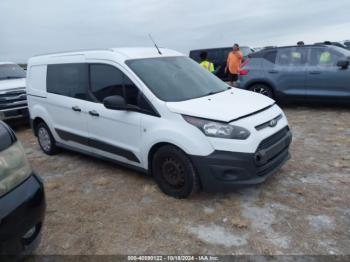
[238,45,350,104]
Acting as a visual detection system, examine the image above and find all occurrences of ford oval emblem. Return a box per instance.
[269,119,278,127]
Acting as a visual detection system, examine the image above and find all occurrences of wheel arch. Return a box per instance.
[147,142,177,175]
[32,117,47,136]
[30,104,55,137]
[147,142,203,191]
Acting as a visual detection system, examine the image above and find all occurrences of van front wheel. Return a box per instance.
[152,145,200,198]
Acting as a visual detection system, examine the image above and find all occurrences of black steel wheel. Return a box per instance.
[152,145,200,198]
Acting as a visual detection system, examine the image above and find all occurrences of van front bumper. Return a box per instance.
[190,127,292,192]
[0,173,46,255]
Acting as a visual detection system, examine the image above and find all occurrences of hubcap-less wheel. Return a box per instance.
[38,127,51,152]
[152,145,200,198]
[162,157,185,188]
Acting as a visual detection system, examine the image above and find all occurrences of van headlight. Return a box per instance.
[183,115,250,140]
[0,141,32,197]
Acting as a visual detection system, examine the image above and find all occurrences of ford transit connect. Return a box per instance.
[27,48,292,198]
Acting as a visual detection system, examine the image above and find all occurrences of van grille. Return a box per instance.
[0,89,27,110]
[255,126,292,176]
[258,126,290,150]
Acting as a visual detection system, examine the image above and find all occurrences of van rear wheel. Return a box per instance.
[152,145,200,198]
[249,84,273,98]
[36,122,59,155]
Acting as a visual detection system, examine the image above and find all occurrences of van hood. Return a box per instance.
[166,88,275,122]
[0,78,26,92]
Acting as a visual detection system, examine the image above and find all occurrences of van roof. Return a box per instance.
[29,47,183,65]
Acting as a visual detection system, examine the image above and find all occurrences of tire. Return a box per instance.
[249,84,274,98]
[36,122,59,155]
[152,145,200,198]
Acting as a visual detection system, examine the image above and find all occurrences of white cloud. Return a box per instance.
[0,0,349,62]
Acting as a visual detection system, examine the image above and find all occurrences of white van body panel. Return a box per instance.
[26,65,47,97]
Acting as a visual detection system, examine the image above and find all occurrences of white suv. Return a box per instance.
[0,62,28,121]
[27,48,292,198]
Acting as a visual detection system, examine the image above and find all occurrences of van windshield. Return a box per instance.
[0,64,26,80]
[126,56,229,102]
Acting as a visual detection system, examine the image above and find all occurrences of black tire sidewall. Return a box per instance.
[250,84,273,98]
[152,145,199,198]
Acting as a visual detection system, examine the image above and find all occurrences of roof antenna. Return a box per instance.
[149,34,162,55]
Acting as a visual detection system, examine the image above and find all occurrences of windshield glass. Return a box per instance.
[126,56,228,102]
[0,64,26,80]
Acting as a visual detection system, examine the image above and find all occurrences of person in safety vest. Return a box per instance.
[199,51,215,73]
[225,43,243,86]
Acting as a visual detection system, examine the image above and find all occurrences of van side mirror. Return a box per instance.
[103,95,127,110]
[337,60,349,69]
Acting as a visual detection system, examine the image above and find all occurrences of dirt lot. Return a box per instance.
[12,106,350,255]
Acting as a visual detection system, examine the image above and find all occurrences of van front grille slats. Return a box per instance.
[258,126,290,150]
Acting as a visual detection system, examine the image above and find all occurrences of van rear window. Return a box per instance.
[47,63,88,100]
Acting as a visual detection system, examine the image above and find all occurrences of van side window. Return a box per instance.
[47,64,88,99]
[90,64,124,102]
[124,76,139,106]
[89,64,155,113]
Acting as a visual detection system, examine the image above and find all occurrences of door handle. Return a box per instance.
[309,71,321,75]
[72,106,81,112]
[89,110,100,117]
[268,70,279,74]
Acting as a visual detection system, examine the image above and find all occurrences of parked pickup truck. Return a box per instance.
[0,62,28,121]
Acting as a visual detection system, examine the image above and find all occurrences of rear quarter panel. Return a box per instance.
[239,58,268,88]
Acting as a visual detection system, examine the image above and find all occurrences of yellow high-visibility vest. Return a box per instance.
[200,60,215,73]
[319,52,331,64]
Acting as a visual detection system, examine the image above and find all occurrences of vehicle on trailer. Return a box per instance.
[189,46,254,81]
[27,47,292,198]
[0,121,45,255]
[238,44,350,104]
[0,62,28,122]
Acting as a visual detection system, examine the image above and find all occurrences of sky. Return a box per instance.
[1,0,350,63]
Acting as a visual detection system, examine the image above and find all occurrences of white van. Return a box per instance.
[27,48,292,198]
[0,62,28,121]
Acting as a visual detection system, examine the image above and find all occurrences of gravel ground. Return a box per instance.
[12,106,350,255]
